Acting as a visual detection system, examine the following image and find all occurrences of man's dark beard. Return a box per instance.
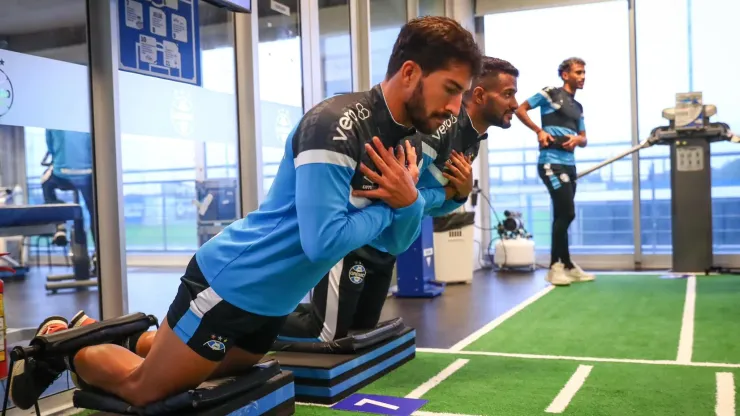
[483,98,511,129]
[405,80,448,135]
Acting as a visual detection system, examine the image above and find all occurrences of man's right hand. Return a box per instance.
[351,137,418,209]
[537,130,554,147]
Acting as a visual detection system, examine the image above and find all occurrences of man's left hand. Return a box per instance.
[442,150,474,199]
[562,135,585,150]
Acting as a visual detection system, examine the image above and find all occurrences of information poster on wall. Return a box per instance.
[118,0,202,86]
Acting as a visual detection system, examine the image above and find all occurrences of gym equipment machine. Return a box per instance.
[577,103,739,273]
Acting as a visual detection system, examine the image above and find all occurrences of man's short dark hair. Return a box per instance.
[558,57,586,79]
[464,57,519,100]
[386,16,482,80]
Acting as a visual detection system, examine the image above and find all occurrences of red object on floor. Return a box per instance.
[0,276,6,380]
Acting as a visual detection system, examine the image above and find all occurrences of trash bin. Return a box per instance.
[432,212,476,284]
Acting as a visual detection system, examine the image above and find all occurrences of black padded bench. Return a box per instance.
[2,313,296,416]
[267,318,416,404]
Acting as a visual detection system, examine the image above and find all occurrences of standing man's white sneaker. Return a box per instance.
[565,262,595,282]
[546,262,571,286]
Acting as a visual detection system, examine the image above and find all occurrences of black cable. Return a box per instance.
[475,191,545,271]
[475,191,506,268]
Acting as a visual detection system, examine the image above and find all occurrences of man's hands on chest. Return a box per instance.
[443,150,474,200]
[351,137,419,209]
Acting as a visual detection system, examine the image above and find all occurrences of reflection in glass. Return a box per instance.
[0,0,98,403]
[637,0,740,254]
[418,0,445,17]
[370,0,407,85]
[118,1,240,321]
[320,0,352,99]
[484,2,633,254]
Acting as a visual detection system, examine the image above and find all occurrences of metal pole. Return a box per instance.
[87,0,128,319]
[234,9,263,212]
[577,140,651,180]
[627,0,643,267]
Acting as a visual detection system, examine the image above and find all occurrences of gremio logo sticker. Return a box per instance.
[0,68,13,118]
[348,263,366,284]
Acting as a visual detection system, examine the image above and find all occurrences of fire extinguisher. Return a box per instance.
[0,252,13,380]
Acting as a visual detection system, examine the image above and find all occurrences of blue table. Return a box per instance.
[0,204,93,289]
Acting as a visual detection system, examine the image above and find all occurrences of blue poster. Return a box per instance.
[118,0,201,86]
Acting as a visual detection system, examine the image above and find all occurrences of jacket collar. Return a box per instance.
[370,84,417,144]
[459,104,488,144]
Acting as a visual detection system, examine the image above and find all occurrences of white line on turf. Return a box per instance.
[545,364,593,413]
[677,274,696,363]
[296,402,481,416]
[405,359,470,399]
[416,348,740,368]
[449,285,555,351]
[715,372,736,416]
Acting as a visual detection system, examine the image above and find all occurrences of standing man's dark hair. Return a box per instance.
[382,16,483,135]
[558,57,586,80]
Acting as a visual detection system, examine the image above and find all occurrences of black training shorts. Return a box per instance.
[166,256,287,361]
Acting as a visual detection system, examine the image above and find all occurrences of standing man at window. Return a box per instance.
[515,57,595,286]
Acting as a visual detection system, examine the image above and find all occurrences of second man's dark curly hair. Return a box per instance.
[385,16,483,80]
[464,57,519,100]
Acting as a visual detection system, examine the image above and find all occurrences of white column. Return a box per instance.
[234,9,263,213]
[301,0,323,107]
[87,0,128,318]
[628,0,643,267]
[446,0,490,270]
[350,0,372,91]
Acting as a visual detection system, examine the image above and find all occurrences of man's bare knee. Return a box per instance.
[113,323,219,407]
[119,369,201,408]
[210,348,263,379]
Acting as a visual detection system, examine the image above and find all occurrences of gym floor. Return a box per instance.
[296,274,740,416]
[8,270,740,415]
[2,264,547,412]
[3,265,548,346]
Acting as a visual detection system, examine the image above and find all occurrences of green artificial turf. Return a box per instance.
[565,361,738,416]
[65,274,740,416]
[274,353,460,416]
[294,353,738,416]
[464,275,688,360]
[693,275,740,364]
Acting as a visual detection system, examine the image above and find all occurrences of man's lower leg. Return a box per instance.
[560,226,575,270]
[547,217,572,286]
[72,343,145,399]
[72,319,219,407]
[71,310,157,357]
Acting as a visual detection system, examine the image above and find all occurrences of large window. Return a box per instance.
[419,0,445,16]
[258,0,304,196]
[636,0,740,255]
[118,2,240,319]
[320,0,352,98]
[370,0,407,85]
[484,1,633,255]
[119,2,239,256]
[0,0,100,403]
